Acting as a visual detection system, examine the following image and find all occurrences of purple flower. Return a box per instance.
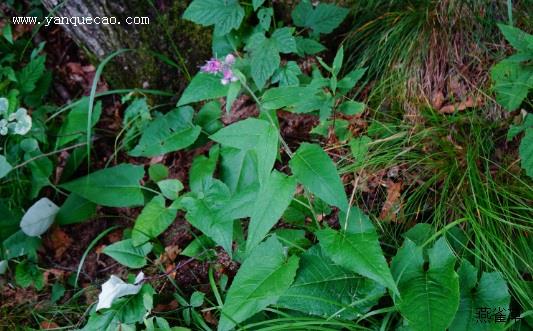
[221,68,238,85]
[224,54,236,66]
[200,58,222,74]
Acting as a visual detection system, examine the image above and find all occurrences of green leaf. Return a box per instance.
[226,81,241,114]
[3,231,41,259]
[252,0,265,11]
[2,24,13,44]
[178,73,230,106]
[181,235,216,260]
[257,7,273,30]
[291,2,349,34]
[391,238,459,331]
[317,227,398,295]
[103,239,153,268]
[148,164,169,182]
[190,145,220,193]
[289,143,348,211]
[449,261,510,331]
[196,101,223,134]
[295,37,326,56]
[56,193,96,225]
[339,101,365,115]
[338,68,367,94]
[17,55,46,94]
[271,28,297,54]
[218,236,299,331]
[60,164,145,207]
[210,118,278,185]
[272,61,302,87]
[182,179,234,254]
[132,196,178,246]
[56,98,102,147]
[129,107,201,157]
[247,33,280,89]
[16,260,44,290]
[507,113,533,141]
[157,179,184,200]
[0,155,12,179]
[519,128,533,179]
[262,86,316,110]
[246,171,296,253]
[332,46,344,76]
[491,59,533,111]
[278,245,384,319]
[497,24,533,53]
[349,135,371,165]
[183,0,244,36]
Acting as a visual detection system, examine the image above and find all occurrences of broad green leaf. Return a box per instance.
[272,61,302,86]
[498,24,533,53]
[218,236,299,331]
[210,118,278,185]
[181,235,216,260]
[183,0,244,36]
[402,223,434,246]
[247,33,280,89]
[129,107,201,157]
[132,196,178,246]
[291,2,349,34]
[295,37,326,56]
[449,261,510,331]
[519,128,533,179]
[148,164,169,182]
[103,239,152,269]
[3,230,41,259]
[26,152,53,199]
[96,272,144,311]
[178,73,230,106]
[491,59,533,111]
[60,164,145,207]
[182,179,234,254]
[289,143,348,211]
[246,171,296,253]
[226,81,241,113]
[278,245,384,319]
[15,260,44,290]
[220,147,258,193]
[339,101,365,115]
[157,179,184,200]
[317,227,398,295]
[20,197,59,237]
[56,193,96,225]
[271,28,297,54]
[257,7,273,30]
[196,101,223,134]
[0,155,13,179]
[190,145,220,193]
[274,229,311,252]
[0,202,20,242]
[507,113,533,141]
[262,86,316,110]
[56,98,102,147]
[332,46,344,76]
[391,238,459,331]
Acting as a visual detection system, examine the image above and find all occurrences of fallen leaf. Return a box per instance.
[439,96,483,114]
[46,228,73,259]
[380,180,402,221]
[40,321,59,329]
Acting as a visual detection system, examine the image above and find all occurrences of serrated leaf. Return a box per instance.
[96,272,145,311]
[183,0,244,36]
[349,135,371,165]
[519,128,533,179]
[271,28,297,54]
[248,34,280,89]
[262,86,315,110]
[218,236,299,331]
[246,171,296,253]
[210,118,277,185]
[252,0,265,11]
[339,101,365,115]
[289,143,348,211]
[257,7,273,30]
[132,196,178,246]
[272,61,302,86]
[449,261,510,331]
[178,73,230,106]
[61,164,145,207]
[278,245,384,319]
[295,37,326,56]
[498,24,533,53]
[17,55,45,94]
[20,198,59,237]
[103,239,152,268]
[491,59,533,111]
[507,113,533,141]
[291,2,349,34]
[129,107,201,157]
[317,227,398,295]
[338,68,367,94]
[391,238,459,331]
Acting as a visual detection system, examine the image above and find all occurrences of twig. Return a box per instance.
[12,141,88,171]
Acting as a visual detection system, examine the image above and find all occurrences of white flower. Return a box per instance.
[0,119,8,136]
[0,98,8,117]
[96,272,145,311]
[8,108,32,135]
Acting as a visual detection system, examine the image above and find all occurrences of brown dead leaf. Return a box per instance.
[431,91,445,109]
[203,310,218,326]
[439,96,483,114]
[154,300,179,312]
[45,227,73,260]
[380,180,402,221]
